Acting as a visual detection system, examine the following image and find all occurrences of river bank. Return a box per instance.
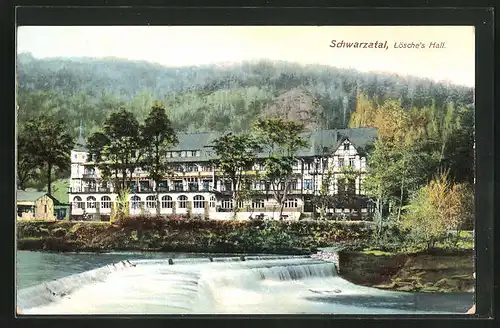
[17,217,373,254]
[338,249,474,293]
[16,218,474,293]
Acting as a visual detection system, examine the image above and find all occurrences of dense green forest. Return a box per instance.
[17,53,474,138]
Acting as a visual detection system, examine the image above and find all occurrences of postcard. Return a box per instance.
[16,25,475,315]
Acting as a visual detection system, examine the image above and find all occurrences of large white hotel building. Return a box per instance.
[69,128,377,220]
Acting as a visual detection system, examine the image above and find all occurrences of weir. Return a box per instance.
[17,255,468,315]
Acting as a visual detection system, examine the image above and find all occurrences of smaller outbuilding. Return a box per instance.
[16,190,67,220]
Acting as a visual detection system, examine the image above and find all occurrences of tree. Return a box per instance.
[17,131,40,190]
[140,101,178,215]
[101,108,142,192]
[253,116,308,219]
[20,115,74,195]
[211,132,261,219]
[348,93,377,128]
[402,170,474,250]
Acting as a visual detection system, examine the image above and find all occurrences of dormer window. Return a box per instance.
[343,143,350,151]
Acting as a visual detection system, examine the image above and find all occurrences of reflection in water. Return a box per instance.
[17,254,473,315]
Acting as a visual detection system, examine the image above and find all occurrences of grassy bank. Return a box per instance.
[17,217,374,254]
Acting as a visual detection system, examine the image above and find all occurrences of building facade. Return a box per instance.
[68,128,377,220]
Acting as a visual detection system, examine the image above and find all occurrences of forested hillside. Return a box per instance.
[17,53,474,137]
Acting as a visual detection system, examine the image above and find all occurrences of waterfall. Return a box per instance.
[17,255,467,315]
[17,260,134,310]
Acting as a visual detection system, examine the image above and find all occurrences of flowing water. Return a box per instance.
[17,251,473,315]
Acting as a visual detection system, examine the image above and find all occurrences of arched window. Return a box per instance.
[131,195,141,209]
[193,195,205,209]
[284,198,298,208]
[252,199,264,209]
[178,195,188,208]
[161,195,173,208]
[101,196,112,209]
[86,196,96,209]
[209,196,216,208]
[73,196,84,209]
[221,199,233,210]
[146,195,157,209]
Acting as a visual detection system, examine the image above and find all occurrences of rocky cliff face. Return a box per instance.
[339,250,474,293]
[261,88,324,131]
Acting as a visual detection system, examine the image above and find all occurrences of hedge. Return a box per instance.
[17,216,375,254]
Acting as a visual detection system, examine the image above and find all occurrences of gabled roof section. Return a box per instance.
[338,127,378,155]
[292,127,377,157]
[16,190,60,204]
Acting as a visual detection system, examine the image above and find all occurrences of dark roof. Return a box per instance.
[264,127,377,158]
[82,128,377,164]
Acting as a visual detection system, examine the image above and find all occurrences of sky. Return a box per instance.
[17,26,475,87]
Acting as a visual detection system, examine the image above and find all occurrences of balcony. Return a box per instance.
[188,184,199,192]
[82,173,97,179]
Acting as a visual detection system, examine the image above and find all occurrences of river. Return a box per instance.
[16,250,473,315]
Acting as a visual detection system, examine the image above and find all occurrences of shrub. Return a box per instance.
[402,171,474,250]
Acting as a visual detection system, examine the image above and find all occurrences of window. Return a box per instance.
[337,178,346,195]
[131,195,141,209]
[193,195,205,209]
[202,180,211,191]
[284,198,298,208]
[44,205,47,213]
[140,181,152,192]
[209,196,216,208]
[166,152,172,158]
[322,159,329,170]
[173,180,184,192]
[290,179,298,190]
[146,196,157,209]
[181,151,187,157]
[195,150,201,157]
[338,158,344,168]
[304,179,313,190]
[188,178,199,191]
[171,151,179,158]
[191,150,197,157]
[344,143,350,151]
[86,196,96,209]
[101,196,112,209]
[347,178,356,195]
[157,181,169,192]
[223,181,232,191]
[73,196,84,209]
[252,199,264,209]
[221,199,233,210]
[348,157,355,167]
[161,195,173,208]
[201,164,211,172]
[178,195,188,208]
